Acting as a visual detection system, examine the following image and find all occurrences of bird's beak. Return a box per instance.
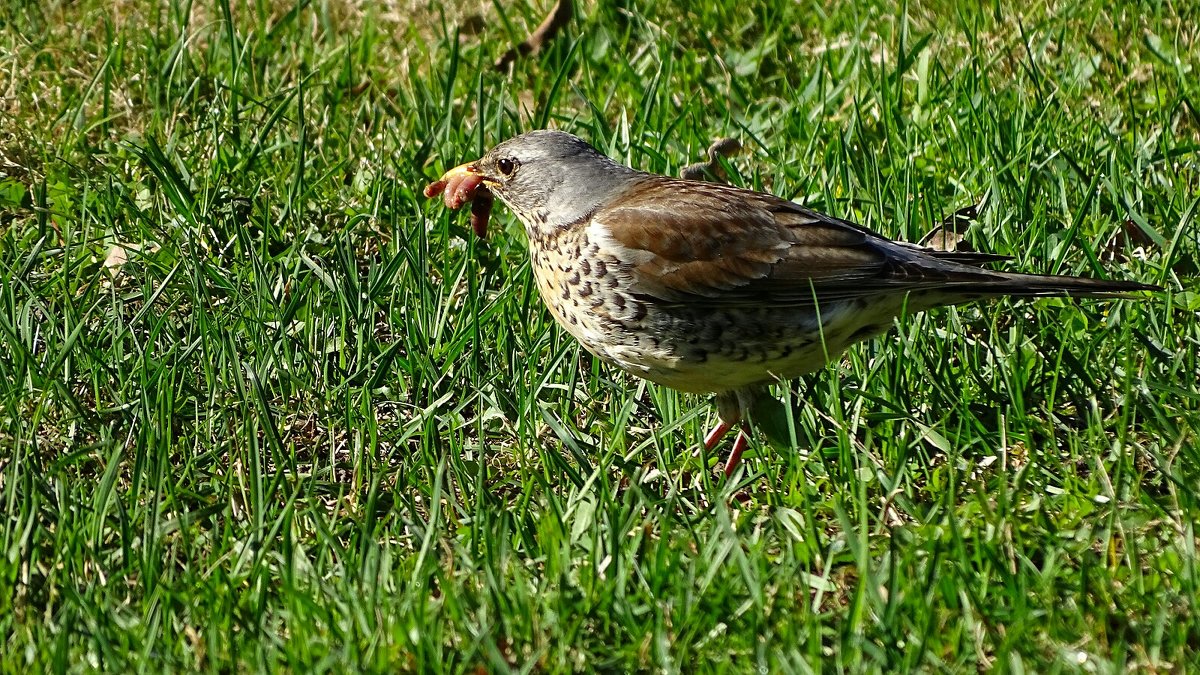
[439,161,486,183]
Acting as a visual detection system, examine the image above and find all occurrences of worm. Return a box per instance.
[424,173,494,238]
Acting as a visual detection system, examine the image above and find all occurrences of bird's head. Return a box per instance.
[438,130,637,239]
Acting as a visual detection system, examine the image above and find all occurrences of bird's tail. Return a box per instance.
[948,269,1160,301]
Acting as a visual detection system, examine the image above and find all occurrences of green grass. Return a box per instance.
[1,0,1197,671]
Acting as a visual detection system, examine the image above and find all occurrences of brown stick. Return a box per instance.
[494,0,574,71]
[918,203,979,253]
[681,138,742,183]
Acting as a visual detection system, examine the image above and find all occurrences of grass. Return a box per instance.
[1,0,1197,670]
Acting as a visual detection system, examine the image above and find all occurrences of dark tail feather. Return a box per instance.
[930,250,1012,267]
[956,270,1160,300]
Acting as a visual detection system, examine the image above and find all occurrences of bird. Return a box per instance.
[424,130,1158,476]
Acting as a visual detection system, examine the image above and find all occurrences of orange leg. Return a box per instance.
[722,423,752,477]
[703,421,733,450]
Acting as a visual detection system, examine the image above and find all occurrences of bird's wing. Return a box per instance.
[593,178,992,307]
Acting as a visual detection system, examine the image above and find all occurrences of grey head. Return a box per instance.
[472,130,639,238]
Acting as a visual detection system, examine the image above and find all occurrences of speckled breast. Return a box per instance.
[524,227,886,395]
[527,227,672,376]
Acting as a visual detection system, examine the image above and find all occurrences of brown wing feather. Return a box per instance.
[597,179,956,305]
[596,178,1156,306]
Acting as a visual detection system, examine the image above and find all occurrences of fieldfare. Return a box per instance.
[425,130,1157,476]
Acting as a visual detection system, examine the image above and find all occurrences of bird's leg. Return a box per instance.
[704,391,742,451]
[705,389,760,476]
[722,423,752,477]
[703,421,733,449]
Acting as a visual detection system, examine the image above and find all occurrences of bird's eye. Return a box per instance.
[496,157,517,176]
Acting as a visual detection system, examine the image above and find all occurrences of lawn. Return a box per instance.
[1,0,1197,671]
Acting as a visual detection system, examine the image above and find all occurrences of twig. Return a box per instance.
[494,0,574,71]
[681,137,742,182]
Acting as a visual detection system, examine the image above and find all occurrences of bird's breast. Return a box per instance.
[528,229,673,373]
[524,227,900,394]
